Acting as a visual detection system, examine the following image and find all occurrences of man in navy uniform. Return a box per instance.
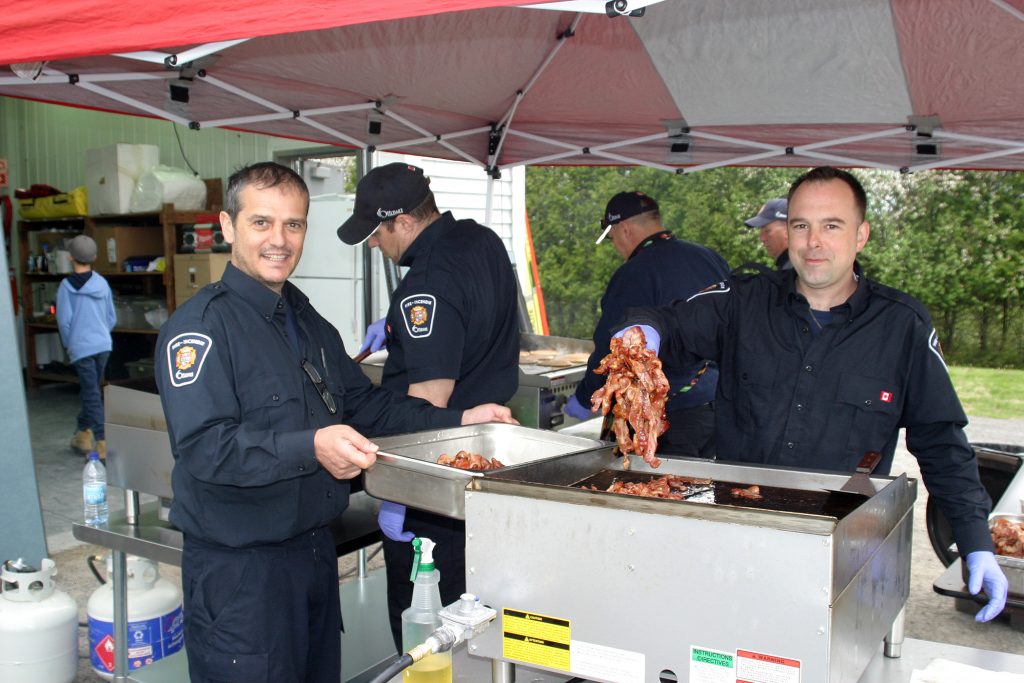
[338,162,519,651]
[156,162,514,683]
[563,191,729,458]
[616,167,1007,622]
[744,197,792,269]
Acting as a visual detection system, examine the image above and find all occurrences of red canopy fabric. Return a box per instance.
[2,0,1023,172]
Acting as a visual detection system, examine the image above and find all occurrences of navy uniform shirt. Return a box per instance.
[575,231,730,412]
[380,212,519,409]
[155,263,462,548]
[623,267,993,554]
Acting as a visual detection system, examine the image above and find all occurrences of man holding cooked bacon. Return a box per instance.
[616,166,1007,623]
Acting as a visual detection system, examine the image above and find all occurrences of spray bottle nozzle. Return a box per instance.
[409,536,436,582]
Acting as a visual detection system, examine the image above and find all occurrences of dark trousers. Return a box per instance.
[382,510,466,653]
[73,352,109,440]
[658,402,716,459]
[181,529,340,683]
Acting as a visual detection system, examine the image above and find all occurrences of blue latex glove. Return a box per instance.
[965,550,1008,622]
[358,317,387,355]
[378,501,415,542]
[564,395,595,420]
[612,324,661,354]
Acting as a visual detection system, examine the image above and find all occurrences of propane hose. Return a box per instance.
[366,627,458,683]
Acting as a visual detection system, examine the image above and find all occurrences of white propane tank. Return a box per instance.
[87,555,183,678]
[0,558,78,683]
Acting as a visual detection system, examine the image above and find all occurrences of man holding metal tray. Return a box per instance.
[156,162,515,683]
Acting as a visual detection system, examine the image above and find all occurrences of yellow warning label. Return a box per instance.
[502,609,571,671]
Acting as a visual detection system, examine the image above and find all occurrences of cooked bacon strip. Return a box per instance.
[436,450,505,471]
[730,485,762,500]
[591,326,669,468]
[592,474,703,500]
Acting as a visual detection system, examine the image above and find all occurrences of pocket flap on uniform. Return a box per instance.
[837,373,900,412]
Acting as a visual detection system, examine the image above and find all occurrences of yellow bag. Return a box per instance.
[18,186,88,219]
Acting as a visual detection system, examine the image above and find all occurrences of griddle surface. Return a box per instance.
[573,469,866,519]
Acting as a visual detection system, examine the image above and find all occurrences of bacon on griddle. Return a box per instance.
[437,450,505,471]
[588,474,707,500]
[730,485,763,501]
[590,326,670,468]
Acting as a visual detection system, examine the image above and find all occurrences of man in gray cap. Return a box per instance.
[744,197,791,269]
[57,234,116,458]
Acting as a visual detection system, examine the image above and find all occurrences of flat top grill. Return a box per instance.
[571,467,868,520]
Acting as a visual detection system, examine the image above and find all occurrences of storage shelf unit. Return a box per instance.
[18,205,218,388]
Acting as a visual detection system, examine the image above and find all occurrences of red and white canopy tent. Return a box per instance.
[2,0,1024,177]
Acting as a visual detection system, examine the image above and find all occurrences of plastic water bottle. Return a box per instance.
[83,451,109,526]
[401,538,452,683]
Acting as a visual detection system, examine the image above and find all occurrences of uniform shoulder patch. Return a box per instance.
[166,332,213,387]
[401,294,436,339]
[686,280,731,302]
[928,328,948,371]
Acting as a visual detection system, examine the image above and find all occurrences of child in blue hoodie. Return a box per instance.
[57,234,116,459]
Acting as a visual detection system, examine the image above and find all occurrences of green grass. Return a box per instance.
[947,366,1024,420]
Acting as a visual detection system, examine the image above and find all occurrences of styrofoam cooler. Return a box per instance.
[85,144,160,215]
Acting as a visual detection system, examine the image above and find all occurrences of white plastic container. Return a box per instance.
[0,558,78,683]
[87,556,184,678]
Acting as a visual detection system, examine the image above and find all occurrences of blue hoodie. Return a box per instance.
[56,271,116,363]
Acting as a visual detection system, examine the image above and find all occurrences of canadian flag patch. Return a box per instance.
[880,391,893,403]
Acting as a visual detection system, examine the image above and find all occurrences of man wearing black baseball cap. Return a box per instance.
[743,197,791,269]
[339,162,519,652]
[564,190,730,459]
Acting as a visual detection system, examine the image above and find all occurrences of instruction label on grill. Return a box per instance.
[689,646,735,682]
[736,648,801,683]
[502,609,570,671]
[570,640,644,683]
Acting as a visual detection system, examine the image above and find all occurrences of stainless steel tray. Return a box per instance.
[364,424,605,519]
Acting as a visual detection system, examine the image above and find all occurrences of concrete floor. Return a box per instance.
[23,382,1024,682]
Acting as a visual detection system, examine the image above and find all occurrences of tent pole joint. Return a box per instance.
[189,121,200,130]
[785,146,794,155]
[67,73,79,85]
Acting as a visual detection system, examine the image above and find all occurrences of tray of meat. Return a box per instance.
[364,424,604,519]
[962,513,1024,597]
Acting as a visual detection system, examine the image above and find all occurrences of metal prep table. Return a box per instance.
[73,386,397,682]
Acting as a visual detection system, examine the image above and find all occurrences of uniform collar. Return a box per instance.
[398,211,457,268]
[783,261,869,320]
[628,230,673,261]
[221,262,309,318]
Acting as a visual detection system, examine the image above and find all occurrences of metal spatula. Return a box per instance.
[838,451,882,496]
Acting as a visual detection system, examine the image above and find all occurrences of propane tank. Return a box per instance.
[0,558,78,683]
[87,555,184,678]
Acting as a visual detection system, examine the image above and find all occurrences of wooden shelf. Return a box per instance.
[18,204,215,388]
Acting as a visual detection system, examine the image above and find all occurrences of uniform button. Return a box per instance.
[327,491,332,498]
[298,465,306,472]
[309,409,315,416]
[804,365,813,372]
[864,399,872,406]
[277,302,283,309]
[796,404,804,412]
[272,394,280,401]
[264,315,271,321]
[801,327,809,333]
[786,442,795,449]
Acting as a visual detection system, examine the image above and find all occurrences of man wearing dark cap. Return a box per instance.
[57,234,116,458]
[744,197,791,269]
[563,191,729,458]
[338,162,519,652]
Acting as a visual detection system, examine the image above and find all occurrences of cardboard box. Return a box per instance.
[85,144,160,215]
[174,252,231,306]
[90,225,165,274]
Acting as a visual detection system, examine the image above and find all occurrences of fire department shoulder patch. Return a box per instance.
[928,328,948,371]
[401,294,435,339]
[166,332,213,387]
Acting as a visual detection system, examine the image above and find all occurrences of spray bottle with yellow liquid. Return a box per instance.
[401,537,452,683]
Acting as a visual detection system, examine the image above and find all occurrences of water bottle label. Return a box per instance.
[89,605,184,674]
[84,482,106,505]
